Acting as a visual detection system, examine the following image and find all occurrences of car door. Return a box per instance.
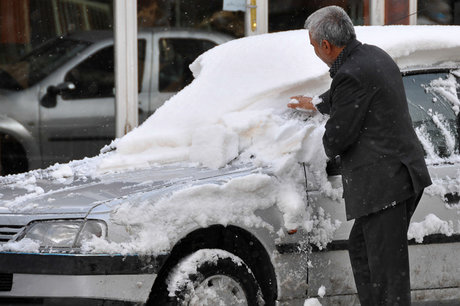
[402,69,460,302]
[39,39,148,167]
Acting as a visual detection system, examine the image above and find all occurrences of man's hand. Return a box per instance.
[288,96,317,112]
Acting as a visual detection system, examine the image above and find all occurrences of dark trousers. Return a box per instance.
[348,191,423,306]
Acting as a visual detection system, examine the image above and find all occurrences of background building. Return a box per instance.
[2,0,459,65]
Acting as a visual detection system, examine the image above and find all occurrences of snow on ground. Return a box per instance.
[1,26,460,254]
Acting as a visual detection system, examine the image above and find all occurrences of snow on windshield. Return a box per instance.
[414,71,460,164]
[426,73,460,115]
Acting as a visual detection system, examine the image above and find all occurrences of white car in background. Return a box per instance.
[0,26,459,306]
[0,28,231,175]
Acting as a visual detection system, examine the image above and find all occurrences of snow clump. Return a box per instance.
[408,214,455,243]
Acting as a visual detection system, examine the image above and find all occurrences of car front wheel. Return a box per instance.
[165,249,264,306]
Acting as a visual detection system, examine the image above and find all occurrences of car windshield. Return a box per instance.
[404,71,460,159]
[0,37,91,90]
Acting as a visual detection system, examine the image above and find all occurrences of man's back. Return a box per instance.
[298,6,432,305]
[323,39,431,219]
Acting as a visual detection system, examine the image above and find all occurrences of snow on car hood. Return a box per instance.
[101,26,460,173]
[0,157,260,215]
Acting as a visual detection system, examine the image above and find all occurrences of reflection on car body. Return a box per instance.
[0,27,459,306]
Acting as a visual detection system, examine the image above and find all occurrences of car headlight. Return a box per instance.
[20,219,107,249]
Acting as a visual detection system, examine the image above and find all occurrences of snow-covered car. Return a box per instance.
[0,26,460,306]
[0,28,231,175]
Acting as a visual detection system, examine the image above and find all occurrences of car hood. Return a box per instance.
[0,163,260,216]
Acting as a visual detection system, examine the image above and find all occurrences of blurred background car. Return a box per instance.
[0,28,231,176]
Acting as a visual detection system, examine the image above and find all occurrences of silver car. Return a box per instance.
[0,29,459,306]
[0,29,231,175]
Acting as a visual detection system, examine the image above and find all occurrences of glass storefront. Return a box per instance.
[0,0,246,175]
[0,0,113,65]
[138,0,245,38]
[417,0,460,25]
[268,0,365,33]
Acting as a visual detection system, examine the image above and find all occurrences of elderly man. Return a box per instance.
[288,6,432,306]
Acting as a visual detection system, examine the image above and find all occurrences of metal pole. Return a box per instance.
[52,0,62,36]
[409,0,417,25]
[245,0,268,36]
[114,0,138,138]
[370,0,385,25]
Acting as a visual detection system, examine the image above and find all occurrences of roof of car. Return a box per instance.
[65,27,233,43]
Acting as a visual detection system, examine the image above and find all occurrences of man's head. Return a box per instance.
[304,6,356,67]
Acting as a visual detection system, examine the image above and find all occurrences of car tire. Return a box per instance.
[164,249,264,306]
[0,134,28,175]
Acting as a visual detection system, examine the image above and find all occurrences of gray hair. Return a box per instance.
[304,6,356,47]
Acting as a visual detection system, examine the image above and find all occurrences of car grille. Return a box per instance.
[0,274,12,291]
[0,225,24,243]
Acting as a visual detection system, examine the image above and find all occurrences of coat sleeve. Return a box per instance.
[315,90,331,114]
[323,73,371,159]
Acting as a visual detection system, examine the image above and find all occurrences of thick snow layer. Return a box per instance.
[100,26,460,172]
[85,27,459,255]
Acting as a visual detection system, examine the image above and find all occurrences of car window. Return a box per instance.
[0,38,90,90]
[403,71,460,159]
[63,46,115,99]
[63,39,146,100]
[138,39,146,91]
[159,38,216,92]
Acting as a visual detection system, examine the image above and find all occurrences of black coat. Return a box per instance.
[317,39,431,220]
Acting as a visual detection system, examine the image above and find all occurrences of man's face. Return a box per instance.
[309,32,332,67]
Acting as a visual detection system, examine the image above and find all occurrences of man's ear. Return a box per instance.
[321,40,332,54]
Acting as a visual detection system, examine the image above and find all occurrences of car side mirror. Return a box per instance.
[40,82,75,108]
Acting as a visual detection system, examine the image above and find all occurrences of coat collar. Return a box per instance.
[329,39,362,78]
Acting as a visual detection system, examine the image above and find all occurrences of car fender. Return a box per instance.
[0,114,40,170]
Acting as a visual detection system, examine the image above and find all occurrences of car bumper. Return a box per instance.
[0,252,168,304]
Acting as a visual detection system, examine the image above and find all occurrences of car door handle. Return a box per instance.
[444,193,460,206]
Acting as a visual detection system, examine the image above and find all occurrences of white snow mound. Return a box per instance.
[99,26,460,172]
